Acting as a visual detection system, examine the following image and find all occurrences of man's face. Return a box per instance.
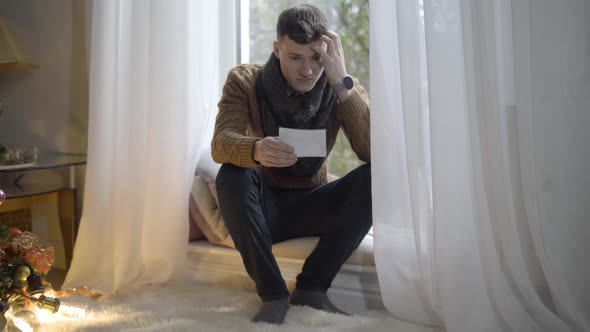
[273,36,324,93]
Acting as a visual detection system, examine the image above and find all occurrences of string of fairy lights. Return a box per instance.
[0,189,90,331]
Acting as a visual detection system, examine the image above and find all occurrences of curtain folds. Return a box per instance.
[63,0,233,293]
[371,0,590,331]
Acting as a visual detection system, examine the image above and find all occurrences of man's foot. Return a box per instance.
[289,289,350,315]
[252,298,289,324]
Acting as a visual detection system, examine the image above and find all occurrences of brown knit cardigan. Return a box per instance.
[211,64,370,189]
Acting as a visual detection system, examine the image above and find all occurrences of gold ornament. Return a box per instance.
[13,265,31,288]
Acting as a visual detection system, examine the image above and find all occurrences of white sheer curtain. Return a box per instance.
[63,0,234,293]
[371,0,590,331]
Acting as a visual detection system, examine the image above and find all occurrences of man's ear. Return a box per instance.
[273,40,280,58]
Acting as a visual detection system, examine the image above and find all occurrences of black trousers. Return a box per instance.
[215,163,372,302]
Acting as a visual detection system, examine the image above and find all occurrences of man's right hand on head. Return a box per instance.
[253,137,298,167]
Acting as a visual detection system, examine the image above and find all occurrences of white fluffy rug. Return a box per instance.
[37,275,441,332]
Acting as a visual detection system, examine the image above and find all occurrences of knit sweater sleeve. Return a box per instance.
[211,68,260,167]
[336,79,371,163]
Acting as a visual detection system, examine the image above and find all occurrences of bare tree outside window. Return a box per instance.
[247,0,369,177]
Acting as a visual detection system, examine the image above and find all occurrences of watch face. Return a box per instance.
[343,76,354,90]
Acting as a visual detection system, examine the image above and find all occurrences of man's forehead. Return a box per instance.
[280,36,321,55]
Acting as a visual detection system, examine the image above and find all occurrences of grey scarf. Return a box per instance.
[256,53,337,177]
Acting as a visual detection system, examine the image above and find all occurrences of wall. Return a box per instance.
[0,0,89,224]
[0,0,88,153]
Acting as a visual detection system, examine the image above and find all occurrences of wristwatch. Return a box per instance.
[332,75,354,93]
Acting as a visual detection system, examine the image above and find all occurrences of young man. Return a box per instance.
[211,4,371,324]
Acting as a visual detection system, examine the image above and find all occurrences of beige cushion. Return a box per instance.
[188,196,205,241]
[196,146,220,183]
[191,175,234,247]
[271,234,374,266]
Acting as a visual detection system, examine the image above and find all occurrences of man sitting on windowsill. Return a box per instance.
[210,4,371,325]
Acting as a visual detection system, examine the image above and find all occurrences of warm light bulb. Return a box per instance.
[5,310,40,332]
[31,307,51,324]
[33,295,59,313]
[58,303,90,319]
[29,295,91,319]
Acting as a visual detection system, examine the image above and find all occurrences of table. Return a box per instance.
[0,153,87,269]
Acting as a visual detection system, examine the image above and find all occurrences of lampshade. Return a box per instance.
[0,16,36,70]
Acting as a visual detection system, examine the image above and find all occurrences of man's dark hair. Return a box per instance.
[276,4,328,44]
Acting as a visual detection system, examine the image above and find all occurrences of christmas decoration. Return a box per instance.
[0,223,87,330]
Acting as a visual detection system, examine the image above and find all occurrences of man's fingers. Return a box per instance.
[320,35,335,56]
[310,41,328,58]
[255,137,299,168]
[265,137,295,153]
[326,31,341,44]
[259,138,297,163]
[325,32,343,53]
[253,137,297,166]
[263,148,297,161]
[326,31,344,59]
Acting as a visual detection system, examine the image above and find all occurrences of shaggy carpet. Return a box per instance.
[35,275,442,332]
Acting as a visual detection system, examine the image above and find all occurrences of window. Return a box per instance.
[241,0,369,177]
